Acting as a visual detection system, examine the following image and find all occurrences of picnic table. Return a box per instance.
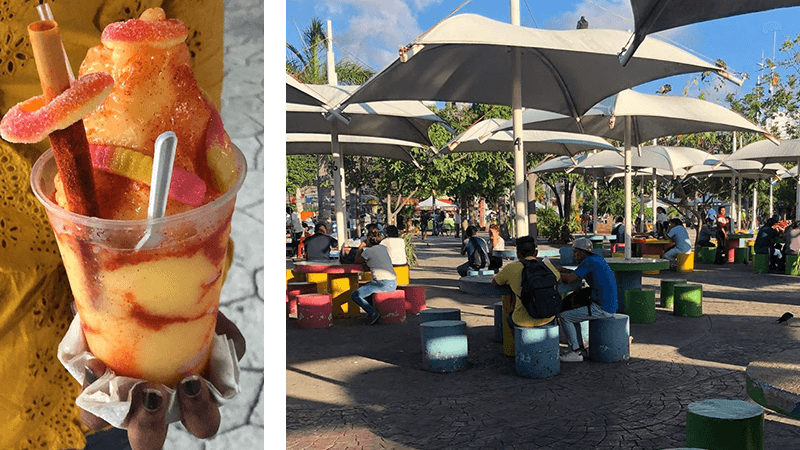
[631,238,674,258]
[293,260,368,318]
[605,257,670,313]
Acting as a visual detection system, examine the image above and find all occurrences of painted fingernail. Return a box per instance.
[143,389,162,411]
[85,366,98,385]
[181,375,202,398]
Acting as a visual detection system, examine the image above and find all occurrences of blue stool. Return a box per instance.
[589,314,630,363]
[420,320,468,373]
[515,324,560,378]
[493,301,503,343]
[419,308,461,323]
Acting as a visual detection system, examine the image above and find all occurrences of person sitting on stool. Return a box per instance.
[352,230,398,325]
[664,218,692,269]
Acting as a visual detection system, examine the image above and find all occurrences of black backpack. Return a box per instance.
[519,259,563,318]
[469,236,488,269]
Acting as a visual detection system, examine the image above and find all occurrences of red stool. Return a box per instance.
[296,293,332,329]
[611,243,625,253]
[398,285,426,314]
[372,290,406,324]
[287,282,317,318]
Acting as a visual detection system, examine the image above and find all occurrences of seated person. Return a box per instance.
[755,218,784,271]
[697,218,715,248]
[611,216,625,246]
[303,223,338,261]
[487,223,505,272]
[352,231,398,325]
[783,221,800,256]
[664,218,693,268]
[557,238,618,363]
[492,236,557,328]
[457,226,489,276]
[380,225,408,266]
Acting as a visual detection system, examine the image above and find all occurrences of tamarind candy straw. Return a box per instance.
[29,20,99,217]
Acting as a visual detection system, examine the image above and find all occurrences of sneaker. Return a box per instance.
[559,350,584,363]
[368,311,381,325]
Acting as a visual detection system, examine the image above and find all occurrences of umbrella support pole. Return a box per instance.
[652,170,657,233]
[752,184,758,233]
[593,179,598,236]
[624,117,632,259]
[510,0,527,238]
[796,157,800,221]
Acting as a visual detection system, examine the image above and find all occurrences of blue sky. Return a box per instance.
[283,0,800,106]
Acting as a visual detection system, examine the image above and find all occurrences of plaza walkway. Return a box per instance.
[287,233,800,449]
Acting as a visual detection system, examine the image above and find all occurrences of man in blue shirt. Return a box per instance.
[557,238,618,362]
[665,218,692,268]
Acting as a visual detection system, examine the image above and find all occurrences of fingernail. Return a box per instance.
[181,375,202,398]
[143,389,162,411]
[85,366,98,385]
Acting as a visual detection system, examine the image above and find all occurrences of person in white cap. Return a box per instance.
[556,238,618,362]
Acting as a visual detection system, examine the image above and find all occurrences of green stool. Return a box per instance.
[752,253,769,274]
[699,246,716,263]
[660,279,686,309]
[673,283,702,317]
[624,289,656,323]
[786,254,800,276]
[686,399,764,450]
[734,247,749,264]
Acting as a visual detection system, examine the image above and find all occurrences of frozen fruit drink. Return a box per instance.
[31,145,245,387]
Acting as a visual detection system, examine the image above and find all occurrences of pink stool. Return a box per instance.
[398,285,426,314]
[296,293,332,329]
[287,282,317,318]
[373,290,406,324]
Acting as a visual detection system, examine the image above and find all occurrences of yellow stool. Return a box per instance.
[677,251,695,273]
[287,269,306,284]
[306,272,330,294]
[394,264,410,285]
[329,274,361,318]
[359,271,373,282]
[643,254,661,274]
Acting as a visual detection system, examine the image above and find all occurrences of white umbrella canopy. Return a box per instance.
[621,0,800,65]
[438,128,618,158]
[286,133,424,167]
[576,146,709,177]
[338,14,735,117]
[683,159,788,179]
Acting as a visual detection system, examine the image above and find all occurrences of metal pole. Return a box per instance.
[624,116,632,259]
[639,174,645,232]
[511,0,527,237]
[769,181,774,218]
[327,20,346,246]
[652,169,657,233]
[752,182,758,232]
[593,178,598,235]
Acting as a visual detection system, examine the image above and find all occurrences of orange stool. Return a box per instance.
[297,293,332,329]
[286,281,317,317]
[373,290,406,324]
[398,285,426,314]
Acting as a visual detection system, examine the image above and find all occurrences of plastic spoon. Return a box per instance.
[135,131,178,250]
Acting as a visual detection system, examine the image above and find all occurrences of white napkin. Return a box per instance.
[57,314,241,428]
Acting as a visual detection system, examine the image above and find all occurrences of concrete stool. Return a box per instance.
[393,264,410,285]
[660,279,686,309]
[753,253,769,274]
[643,254,661,274]
[734,247,749,264]
[419,308,461,323]
[305,272,329,294]
[686,399,764,450]
[699,246,716,263]
[559,246,575,265]
[296,293,332,329]
[493,301,503,343]
[398,285,426,314]
[677,251,694,273]
[674,283,703,317]
[286,281,317,318]
[420,320,468,373]
[589,314,630,363]
[515,324,560,378]
[373,290,406,324]
[329,274,361,319]
[786,254,800,276]
[624,289,656,323]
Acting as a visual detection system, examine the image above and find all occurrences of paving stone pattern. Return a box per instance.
[165,0,264,447]
[287,233,800,449]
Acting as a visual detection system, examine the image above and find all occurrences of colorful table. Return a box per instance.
[292,261,367,318]
[605,257,670,313]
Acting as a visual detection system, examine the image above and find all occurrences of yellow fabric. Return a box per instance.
[493,257,559,328]
[0,1,224,448]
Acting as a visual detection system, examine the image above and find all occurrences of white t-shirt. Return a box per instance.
[361,245,397,281]
[490,235,505,252]
[380,237,408,265]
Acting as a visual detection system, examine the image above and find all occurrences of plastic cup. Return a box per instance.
[31,146,246,387]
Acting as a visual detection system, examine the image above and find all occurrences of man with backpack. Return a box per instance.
[557,238,618,362]
[491,236,560,328]
[457,226,490,276]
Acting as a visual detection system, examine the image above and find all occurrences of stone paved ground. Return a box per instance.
[165,0,264,447]
[287,232,800,449]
